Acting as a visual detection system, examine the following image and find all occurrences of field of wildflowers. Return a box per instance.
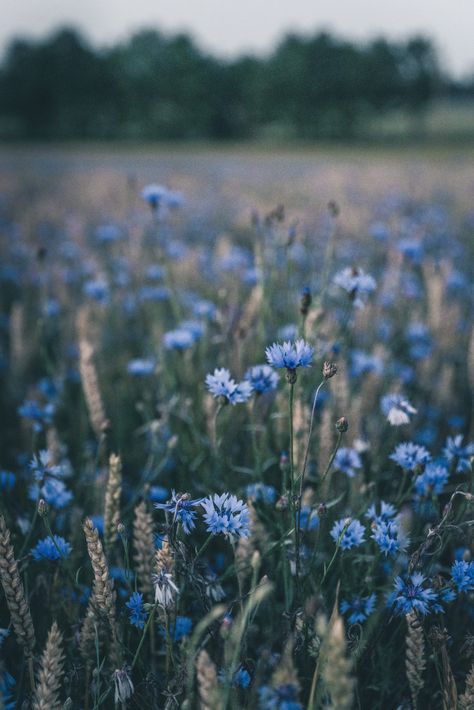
[0,147,473,708]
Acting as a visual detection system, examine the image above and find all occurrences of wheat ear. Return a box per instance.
[459,662,474,710]
[32,621,65,710]
[196,649,221,710]
[322,614,354,710]
[133,501,155,600]
[104,453,122,551]
[0,515,36,656]
[78,339,108,438]
[405,611,425,709]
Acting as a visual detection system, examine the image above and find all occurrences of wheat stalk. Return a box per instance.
[321,613,354,710]
[459,662,474,710]
[405,611,425,709]
[133,501,155,600]
[104,453,122,551]
[32,621,65,710]
[0,515,36,657]
[196,649,221,710]
[78,338,108,438]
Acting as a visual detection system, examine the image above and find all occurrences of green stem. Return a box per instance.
[131,602,158,670]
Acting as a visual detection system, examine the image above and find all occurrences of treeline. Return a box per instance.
[0,26,470,141]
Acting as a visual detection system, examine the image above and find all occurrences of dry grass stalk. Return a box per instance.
[405,611,425,709]
[9,301,26,372]
[155,537,174,576]
[468,326,474,394]
[423,260,444,334]
[133,501,155,600]
[196,649,221,710]
[104,453,122,550]
[440,644,457,710]
[459,662,474,710]
[0,515,36,656]
[32,621,65,710]
[78,339,108,438]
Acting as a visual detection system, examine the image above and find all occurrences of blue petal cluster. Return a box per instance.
[31,535,72,561]
[265,339,314,370]
[451,560,474,593]
[443,434,474,474]
[201,493,250,539]
[205,368,253,405]
[244,364,279,393]
[333,447,362,478]
[126,592,148,629]
[390,442,431,471]
[392,573,437,615]
[154,491,202,534]
[340,593,376,624]
[330,518,365,550]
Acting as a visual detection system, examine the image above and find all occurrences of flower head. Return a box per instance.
[333,447,362,478]
[127,358,156,376]
[31,535,71,561]
[113,667,134,704]
[392,573,437,615]
[340,593,376,624]
[265,339,314,370]
[205,368,253,405]
[366,501,397,524]
[201,493,250,540]
[451,560,474,593]
[414,463,449,497]
[154,491,202,534]
[125,592,147,629]
[371,520,407,557]
[381,394,417,426]
[390,442,431,472]
[245,364,279,394]
[333,266,376,308]
[443,435,474,474]
[330,518,365,550]
[258,683,302,709]
[152,569,179,608]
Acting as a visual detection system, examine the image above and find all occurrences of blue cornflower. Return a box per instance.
[154,491,202,534]
[340,593,377,624]
[18,400,55,433]
[95,224,121,243]
[366,501,397,524]
[265,339,314,370]
[333,266,376,308]
[432,587,457,613]
[443,435,474,474]
[246,484,277,504]
[201,493,250,540]
[219,666,252,688]
[205,368,253,405]
[163,328,195,350]
[244,364,279,394]
[0,670,15,710]
[138,285,170,302]
[126,592,147,629]
[390,442,431,472]
[259,683,302,709]
[29,478,73,509]
[414,463,449,497]
[299,506,319,531]
[28,450,65,482]
[83,278,109,303]
[392,573,437,615]
[160,615,193,641]
[381,394,417,426]
[350,349,384,377]
[127,358,156,376]
[31,535,72,561]
[371,521,407,557]
[0,471,15,491]
[451,561,474,593]
[142,184,183,211]
[330,518,365,550]
[333,447,362,478]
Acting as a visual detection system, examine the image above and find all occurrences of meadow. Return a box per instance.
[0,145,473,709]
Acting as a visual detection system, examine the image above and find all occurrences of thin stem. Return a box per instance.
[289,383,295,498]
[320,431,343,485]
[194,533,213,564]
[28,656,35,694]
[299,379,326,488]
[131,602,158,670]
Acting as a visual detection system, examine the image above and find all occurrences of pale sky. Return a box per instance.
[1,1,474,76]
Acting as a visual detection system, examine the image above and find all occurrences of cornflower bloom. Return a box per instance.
[0,471,15,492]
[113,667,134,704]
[265,339,314,371]
[152,569,179,608]
[390,442,431,472]
[366,501,397,524]
[443,434,474,474]
[125,592,147,629]
[371,520,407,557]
[414,463,449,497]
[246,483,278,504]
[160,615,193,641]
[258,683,302,709]
[333,447,362,478]
[126,358,156,376]
[451,561,474,593]
[381,394,417,426]
[154,491,202,534]
[392,573,437,615]
[340,593,377,624]
[330,518,365,550]
[18,400,55,432]
[201,493,250,540]
[244,364,279,394]
[31,535,71,561]
[205,368,253,405]
[333,266,376,308]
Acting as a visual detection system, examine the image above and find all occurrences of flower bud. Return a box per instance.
[335,416,348,433]
[323,361,337,379]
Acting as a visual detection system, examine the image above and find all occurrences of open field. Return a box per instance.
[0,144,473,708]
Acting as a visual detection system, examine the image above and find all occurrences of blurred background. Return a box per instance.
[0,0,474,144]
